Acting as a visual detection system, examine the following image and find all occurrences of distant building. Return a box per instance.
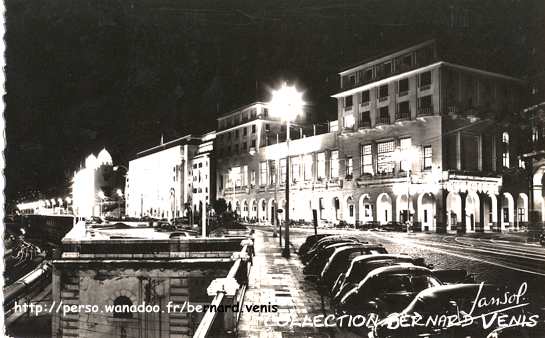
[125,133,216,220]
[72,148,119,217]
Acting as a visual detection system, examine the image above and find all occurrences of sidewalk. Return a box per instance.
[237,230,334,338]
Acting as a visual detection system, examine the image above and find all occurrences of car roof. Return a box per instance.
[331,243,384,256]
[351,254,414,265]
[358,265,433,286]
[412,283,498,301]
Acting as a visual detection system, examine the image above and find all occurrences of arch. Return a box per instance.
[345,196,356,225]
[250,199,258,221]
[234,200,241,215]
[358,194,373,224]
[501,192,515,230]
[241,199,249,219]
[532,164,545,223]
[376,193,393,225]
[258,198,267,221]
[267,198,276,223]
[465,192,480,233]
[395,193,415,222]
[446,192,462,232]
[113,296,134,319]
[333,196,341,221]
[417,192,436,232]
[516,193,529,227]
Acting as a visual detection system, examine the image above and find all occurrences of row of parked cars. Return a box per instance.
[298,234,543,338]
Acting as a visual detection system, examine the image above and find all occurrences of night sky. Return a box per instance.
[4,0,534,208]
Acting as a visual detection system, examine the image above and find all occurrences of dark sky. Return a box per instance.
[4,0,533,206]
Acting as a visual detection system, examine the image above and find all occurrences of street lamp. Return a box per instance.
[394,146,418,233]
[269,82,305,258]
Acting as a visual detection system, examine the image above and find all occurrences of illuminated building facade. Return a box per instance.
[125,134,216,220]
[72,148,118,217]
[217,40,532,233]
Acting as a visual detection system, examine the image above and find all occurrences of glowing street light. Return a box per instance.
[269,82,305,258]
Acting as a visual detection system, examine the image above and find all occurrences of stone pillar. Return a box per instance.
[497,194,503,232]
[460,191,468,234]
[478,192,486,232]
[436,189,448,234]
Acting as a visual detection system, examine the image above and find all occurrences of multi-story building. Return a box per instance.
[189,131,216,220]
[217,40,531,233]
[125,135,201,219]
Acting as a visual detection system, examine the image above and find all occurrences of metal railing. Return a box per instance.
[193,243,251,338]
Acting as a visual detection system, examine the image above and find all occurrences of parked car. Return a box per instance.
[384,221,406,232]
[301,236,361,264]
[336,265,442,326]
[318,244,388,292]
[359,221,380,230]
[169,231,190,239]
[303,242,363,276]
[298,234,331,257]
[371,283,534,338]
[330,255,427,306]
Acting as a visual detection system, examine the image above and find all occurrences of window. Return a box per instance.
[402,54,413,67]
[518,156,525,169]
[252,125,256,134]
[399,138,412,171]
[420,71,432,88]
[317,152,326,179]
[346,157,353,177]
[363,68,373,82]
[379,107,390,124]
[344,95,353,108]
[424,146,432,169]
[359,111,371,128]
[384,62,392,76]
[242,142,247,151]
[243,127,248,136]
[361,144,373,175]
[503,207,509,223]
[398,78,409,94]
[269,160,276,185]
[265,123,271,132]
[419,95,432,115]
[502,132,509,144]
[280,158,286,184]
[291,156,301,182]
[303,154,313,181]
[502,132,510,168]
[344,114,355,129]
[397,101,410,120]
[377,141,395,174]
[503,152,510,168]
[532,127,539,142]
[259,161,267,186]
[379,85,389,99]
[330,150,339,178]
[361,90,370,104]
[251,139,256,148]
[242,165,248,186]
[235,129,239,138]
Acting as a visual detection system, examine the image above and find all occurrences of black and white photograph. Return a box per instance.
[3,1,545,337]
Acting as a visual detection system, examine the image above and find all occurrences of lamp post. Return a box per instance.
[269,82,305,258]
[394,146,418,233]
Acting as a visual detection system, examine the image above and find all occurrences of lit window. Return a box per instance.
[518,156,525,169]
[502,132,509,144]
[291,156,301,182]
[377,141,395,174]
[303,154,313,181]
[399,138,412,171]
[259,162,267,186]
[532,127,539,142]
[317,152,326,179]
[361,144,374,175]
[346,157,353,177]
[330,150,339,178]
[502,152,510,168]
[424,146,433,169]
[280,158,287,184]
[344,114,355,129]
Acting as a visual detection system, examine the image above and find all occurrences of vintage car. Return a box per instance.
[317,244,388,292]
[330,254,427,306]
[303,242,365,276]
[301,235,361,264]
[371,283,538,338]
[336,265,442,325]
[298,234,331,257]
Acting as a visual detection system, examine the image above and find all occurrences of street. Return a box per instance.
[281,227,545,308]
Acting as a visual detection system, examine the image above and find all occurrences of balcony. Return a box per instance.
[378,96,388,102]
[447,106,458,114]
[418,106,433,116]
[396,111,411,121]
[344,105,353,112]
[359,101,370,108]
[419,84,431,91]
[377,115,391,125]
